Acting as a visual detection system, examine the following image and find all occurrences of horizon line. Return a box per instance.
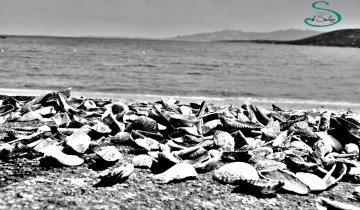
[0,27,336,40]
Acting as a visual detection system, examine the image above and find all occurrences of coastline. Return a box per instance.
[1,88,360,112]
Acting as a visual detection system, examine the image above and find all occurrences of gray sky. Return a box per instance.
[1,0,359,38]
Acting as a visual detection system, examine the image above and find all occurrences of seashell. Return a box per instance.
[316,197,360,210]
[40,145,84,167]
[313,139,333,162]
[152,162,198,184]
[220,116,263,130]
[101,163,134,181]
[317,111,331,131]
[128,116,158,133]
[168,113,199,127]
[285,155,318,173]
[345,143,359,155]
[27,138,58,152]
[202,119,222,135]
[78,99,97,110]
[243,102,260,124]
[169,126,202,138]
[315,132,343,152]
[250,104,270,126]
[135,130,164,142]
[102,112,125,135]
[132,154,157,168]
[172,145,203,158]
[289,121,318,139]
[253,159,287,172]
[36,106,56,116]
[261,117,281,140]
[266,152,286,162]
[354,186,360,200]
[237,112,250,122]
[289,140,313,154]
[295,172,327,192]
[235,179,285,195]
[134,137,160,151]
[222,151,252,162]
[272,130,292,148]
[179,105,193,116]
[108,102,129,115]
[91,121,111,134]
[52,112,71,127]
[324,163,347,189]
[0,104,14,116]
[213,162,259,184]
[121,110,139,123]
[56,92,76,114]
[348,167,360,183]
[249,147,273,158]
[18,111,44,121]
[213,131,235,152]
[161,98,181,114]
[260,169,310,195]
[0,143,15,159]
[111,131,132,144]
[65,129,91,154]
[195,150,222,172]
[95,146,122,162]
[196,118,203,136]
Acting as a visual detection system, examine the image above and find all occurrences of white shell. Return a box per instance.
[135,137,160,151]
[132,154,156,168]
[316,197,360,210]
[260,169,310,195]
[213,162,259,184]
[295,172,327,192]
[96,146,122,162]
[65,130,91,154]
[345,143,359,155]
[103,164,134,180]
[213,131,234,152]
[152,162,198,184]
[315,132,343,152]
[27,138,58,152]
[40,145,84,167]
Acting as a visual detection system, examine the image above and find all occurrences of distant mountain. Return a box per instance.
[240,29,360,48]
[170,29,322,42]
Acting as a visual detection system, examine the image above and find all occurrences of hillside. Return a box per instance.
[170,29,321,42]
[228,29,360,48]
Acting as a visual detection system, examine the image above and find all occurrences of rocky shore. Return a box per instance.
[1,88,360,210]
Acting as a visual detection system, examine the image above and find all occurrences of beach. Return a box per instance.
[1,88,360,209]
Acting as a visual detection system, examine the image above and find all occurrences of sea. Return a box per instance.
[1,36,360,111]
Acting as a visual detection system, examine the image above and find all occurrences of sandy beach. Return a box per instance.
[2,88,360,112]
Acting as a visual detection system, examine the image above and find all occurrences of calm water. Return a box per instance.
[1,36,360,108]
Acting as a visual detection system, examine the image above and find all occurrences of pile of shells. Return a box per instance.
[1,88,360,208]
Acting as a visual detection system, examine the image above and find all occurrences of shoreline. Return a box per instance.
[1,88,360,111]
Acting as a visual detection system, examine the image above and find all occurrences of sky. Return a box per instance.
[0,0,359,38]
